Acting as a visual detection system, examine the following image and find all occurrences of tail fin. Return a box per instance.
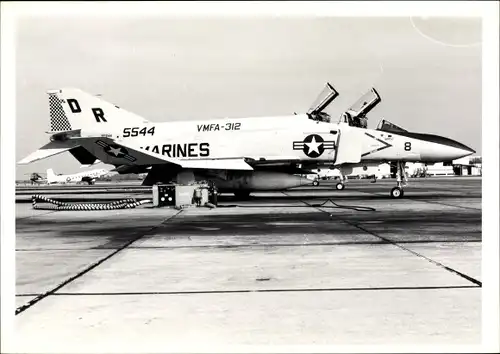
[47,88,150,133]
[46,168,56,183]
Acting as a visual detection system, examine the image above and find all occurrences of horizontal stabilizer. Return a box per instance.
[18,146,72,164]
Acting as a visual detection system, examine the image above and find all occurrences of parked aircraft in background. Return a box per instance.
[18,83,475,198]
[308,163,391,186]
[25,172,47,185]
[46,168,110,185]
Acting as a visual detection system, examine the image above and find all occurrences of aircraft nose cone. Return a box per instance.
[460,144,476,155]
[405,131,476,162]
[418,133,476,161]
[440,136,476,158]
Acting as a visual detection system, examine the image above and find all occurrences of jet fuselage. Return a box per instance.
[79,115,474,167]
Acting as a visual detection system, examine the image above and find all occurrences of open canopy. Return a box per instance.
[337,87,382,129]
[345,87,381,118]
[306,82,339,123]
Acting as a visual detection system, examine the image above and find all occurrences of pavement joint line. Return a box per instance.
[13,239,482,252]
[14,210,183,316]
[16,210,59,220]
[357,189,481,211]
[344,222,482,287]
[49,284,480,296]
[415,200,481,211]
[16,240,482,252]
[284,192,483,288]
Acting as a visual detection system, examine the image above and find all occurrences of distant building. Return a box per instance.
[452,155,482,176]
[303,156,482,182]
[404,155,482,177]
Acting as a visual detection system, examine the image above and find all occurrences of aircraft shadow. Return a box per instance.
[16,208,481,250]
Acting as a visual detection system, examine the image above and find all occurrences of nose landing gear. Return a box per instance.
[336,182,345,190]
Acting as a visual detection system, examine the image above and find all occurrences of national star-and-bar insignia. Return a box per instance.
[293,134,336,158]
[95,140,137,162]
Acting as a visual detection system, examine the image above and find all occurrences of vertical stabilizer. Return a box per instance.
[46,88,150,132]
[46,168,57,183]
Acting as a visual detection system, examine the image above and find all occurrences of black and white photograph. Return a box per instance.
[1,1,499,353]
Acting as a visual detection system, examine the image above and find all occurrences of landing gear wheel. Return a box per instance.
[312,180,320,187]
[390,187,404,199]
[336,183,345,190]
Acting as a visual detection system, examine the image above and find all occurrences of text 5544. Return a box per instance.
[123,127,155,137]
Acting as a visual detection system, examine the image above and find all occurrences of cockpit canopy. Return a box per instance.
[376,119,408,133]
[306,82,339,123]
[307,84,382,129]
[305,84,413,137]
[346,88,381,118]
[341,88,381,129]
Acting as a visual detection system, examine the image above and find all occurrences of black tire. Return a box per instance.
[335,183,345,190]
[312,180,320,186]
[390,187,404,198]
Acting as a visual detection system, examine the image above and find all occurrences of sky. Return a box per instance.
[14,16,482,180]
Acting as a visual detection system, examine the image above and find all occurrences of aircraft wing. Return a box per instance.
[80,160,102,168]
[113,138,254,171]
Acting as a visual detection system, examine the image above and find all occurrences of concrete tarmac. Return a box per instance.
[13,177,482,352]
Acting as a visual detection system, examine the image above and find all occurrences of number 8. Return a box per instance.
[404,142,411,151]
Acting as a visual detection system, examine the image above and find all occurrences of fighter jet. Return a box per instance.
[18,84,475,198]
[46,167,110,185]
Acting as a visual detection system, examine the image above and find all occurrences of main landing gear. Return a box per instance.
[390,161,408,199]
[335,171,346,191]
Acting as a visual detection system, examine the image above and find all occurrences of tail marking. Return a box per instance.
[48,93,72,132]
